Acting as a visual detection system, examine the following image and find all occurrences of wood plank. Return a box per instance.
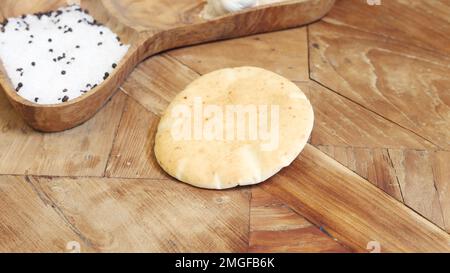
[322,0,450,55]
[316,146,404,202]
[299,81,435,149]
[389,149,446,229]
[433,151,450,233]
[0,0,333,131]
[27,176,250,252]
[169,27,309,82]
[261,144,450,252]
[309,17,450,149]
[0,175,93,253]
[0,91,126,177]
[250,188,311,232]
[105,96,167,179]
[249,188,350,253]
[120,54,199,116]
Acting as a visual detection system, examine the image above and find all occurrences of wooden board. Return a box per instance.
[0,0,449,253]
[261,145,450,252]
[0,0,335,132]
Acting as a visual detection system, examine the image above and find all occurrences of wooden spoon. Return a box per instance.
[0,0,335,132]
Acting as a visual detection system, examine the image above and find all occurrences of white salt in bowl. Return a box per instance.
[0,0,140,132]
[0,0,336,132]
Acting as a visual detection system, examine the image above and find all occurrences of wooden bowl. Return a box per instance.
[0,0,335,132]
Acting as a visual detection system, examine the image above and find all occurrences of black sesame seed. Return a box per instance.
[112,63,117,68]
[103,72,109,80]
[28,40,32,44]
[58,26,62,30]
[30,35,34,38]
[97,42,103,46]
[62,96,69,102]
[48,38,52,42]
[31,62,35,66]
[34,97,39,102]
[77,19,82,23]
[100,31,103,35]
[53,58,57,62]
[16,82,23,92]
[61,70,66,75]
[49,49,53,52]
[75,45,80,49]
[116,36,120,42]
[63,88,68,93]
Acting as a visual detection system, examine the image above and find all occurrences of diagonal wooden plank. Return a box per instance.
[316,146,404,203]
[388,149,446,229]
[168,27,309,82]
[120,54,200,116]
[249,188,350,253]
[321,0,450,56]
[0,175,93,253]
[260,144,450,252]
[309,15,450,149]
[433,151,450,233]
[299,81,436,149]
[26,176,250,253]
[105,96,167,179]
[0,91,127,177]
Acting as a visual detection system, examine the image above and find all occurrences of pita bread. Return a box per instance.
[154,66,314,189]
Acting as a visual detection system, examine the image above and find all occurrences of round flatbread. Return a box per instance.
[154,66,314,189]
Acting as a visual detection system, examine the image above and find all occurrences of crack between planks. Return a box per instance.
[386,149,406,204]
[0,173,171,182]
[430,162,448,233]
[320,17,450,60]
[257,186,355,252]
[307,78,445,150]
[24,176,96,249]
[102,93,129,177]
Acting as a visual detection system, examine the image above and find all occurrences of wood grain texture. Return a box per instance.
[299,81,436,149]
[321,0,450,56]
[316,146,404,202]
[316,145,450,232]
[169,27,309,81]
[388,149,446,230]
[0,175,93,253]
[309,1,450,149]
[433,151,450,233]
[0,0,334,131]
[120,54,199,116]
[249,188,350,253]
[105,96,167,179]
[0,90,126,177]
[261,145,450,252]
[27,176,250,252]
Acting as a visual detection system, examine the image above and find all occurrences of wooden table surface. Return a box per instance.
[0,0,449,253]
